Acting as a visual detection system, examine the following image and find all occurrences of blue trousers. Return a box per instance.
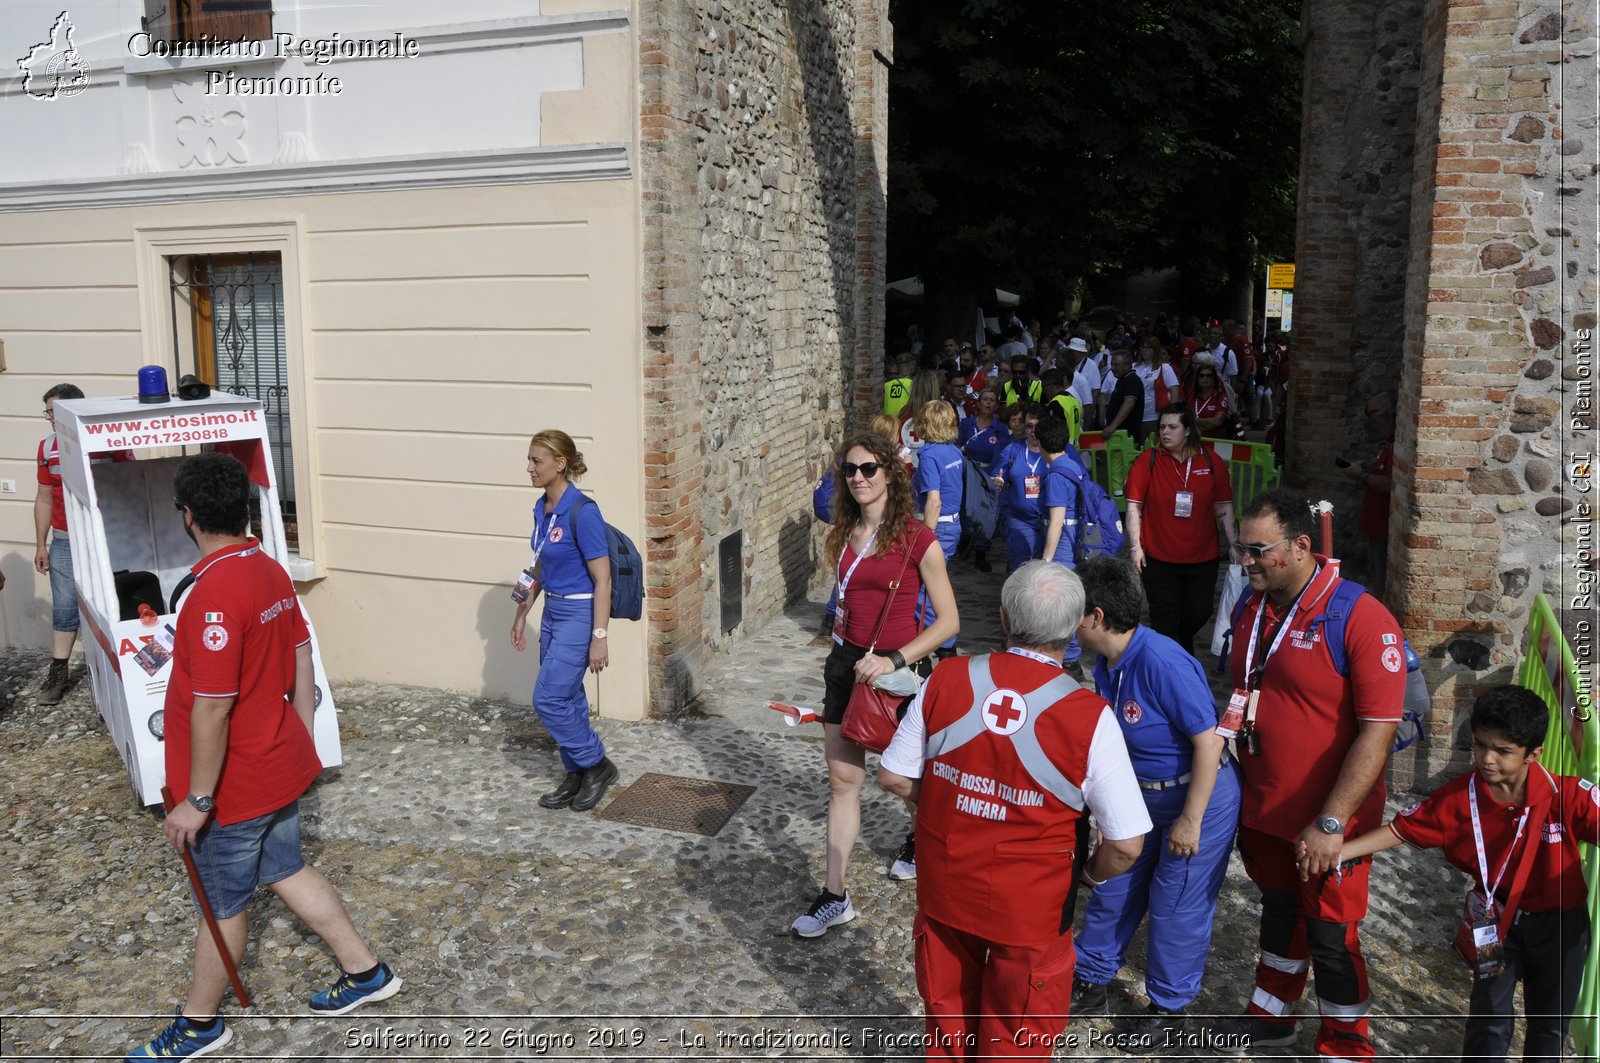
[1075,759,1241,1010]
[533,595,606,773]
[918,521,961,650]
[1003,517,1039,575]
[49,534,78,632]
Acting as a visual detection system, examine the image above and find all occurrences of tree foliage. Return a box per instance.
[886,0,1302,308]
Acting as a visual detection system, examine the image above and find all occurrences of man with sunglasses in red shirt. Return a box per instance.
[1208,489,1405,1060]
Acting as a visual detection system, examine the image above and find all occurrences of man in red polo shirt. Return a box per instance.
[127,453,400,1061]
[877,561,1149,1060]
[1209,488,1404,1060]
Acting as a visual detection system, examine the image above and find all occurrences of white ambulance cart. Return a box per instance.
[51,392,340,806]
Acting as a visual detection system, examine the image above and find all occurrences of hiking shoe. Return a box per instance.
[888,832,917,880]
[1200,1014,1297,1050]
[571,757,618,812]
[791,890,855,938]
[308,962,402,1015]
[538,772,582,809]
[125,1014,232,1060]
[38,659,69,705]
[1069,975,1108,1016]
[1120,1002,1187,1043]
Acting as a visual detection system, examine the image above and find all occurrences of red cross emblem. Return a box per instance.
[981,688,1028,736]
[1122,699,1142,725]
[550,526,564,543]
[201,624,229,652]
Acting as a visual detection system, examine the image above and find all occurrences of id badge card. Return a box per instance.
[832,602,848,644]
[1454,891,1505,978]
[1174,490,1195,518]
[1024,475,1042,499]
[1217,688,1250,738]
[133,623,177,678]
[511,567,538,604]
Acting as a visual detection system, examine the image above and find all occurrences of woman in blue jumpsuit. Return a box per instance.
[510,429,619,813]
[988,404,1046,573]
[958,387,1009,572]
[912,400,964,656]
[1069,557,1241,1033]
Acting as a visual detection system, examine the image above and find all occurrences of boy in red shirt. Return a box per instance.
[1314,687,1597,1061]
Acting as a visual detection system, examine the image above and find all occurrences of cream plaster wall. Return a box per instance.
[0,178,645,716]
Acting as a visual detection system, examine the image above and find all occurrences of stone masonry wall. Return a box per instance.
[1390,0,1597,783]
[1287,0,1424,529]
[638,0,889,712]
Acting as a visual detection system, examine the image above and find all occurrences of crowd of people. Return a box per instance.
[787,317,1591,1061]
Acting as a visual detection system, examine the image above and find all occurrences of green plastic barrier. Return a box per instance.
[1516,594,1598,1058]
[1076,435,1278,517]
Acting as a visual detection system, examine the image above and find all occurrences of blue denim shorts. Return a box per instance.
[189,801,305,919]
[48,535,78,632]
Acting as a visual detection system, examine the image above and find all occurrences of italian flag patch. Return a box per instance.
[204,611,224,623]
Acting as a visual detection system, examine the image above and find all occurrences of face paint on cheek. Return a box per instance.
[1270,557,1289,569]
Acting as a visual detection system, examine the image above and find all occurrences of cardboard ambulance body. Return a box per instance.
[52,393,341,806]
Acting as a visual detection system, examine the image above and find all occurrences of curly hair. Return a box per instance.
[826,432,915,566]
[173,452,252,536]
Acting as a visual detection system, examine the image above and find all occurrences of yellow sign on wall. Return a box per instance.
[1268,263,1296,289]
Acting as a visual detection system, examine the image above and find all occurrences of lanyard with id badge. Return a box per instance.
[832,528,878,644]
[1023,452,1043,500]
[512,501,562,604]
[1452,783,1529,979]
[1216,575,1316,756]
[1172,455,1195,519]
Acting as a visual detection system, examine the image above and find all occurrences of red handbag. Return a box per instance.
[841,546,917,753]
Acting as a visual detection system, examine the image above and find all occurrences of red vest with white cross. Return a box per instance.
[914,652,1106,946]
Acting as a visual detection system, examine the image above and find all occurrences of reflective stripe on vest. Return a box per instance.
[923,654,1086,811]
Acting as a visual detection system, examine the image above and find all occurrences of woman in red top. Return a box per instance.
[792,431,959,939]
[1124,403,1238,658]
[1184,359,1235,437]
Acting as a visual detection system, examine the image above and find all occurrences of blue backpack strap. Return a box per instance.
[1305,579,1367,677]
[566,489,591,561]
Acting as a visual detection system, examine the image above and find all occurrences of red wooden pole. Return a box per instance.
[161,786,251,1008]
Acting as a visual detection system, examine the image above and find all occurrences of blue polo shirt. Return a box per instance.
[1038,450,1087,564]
[995,442,1045,522]
[1092,625,1218,783]
[531,487,609,596]
[914,442,965,523]
[959,417,1010,467]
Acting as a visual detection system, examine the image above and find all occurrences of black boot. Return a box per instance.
[570,757,619,812]
[38,659,70,705]
[538,771,582,809]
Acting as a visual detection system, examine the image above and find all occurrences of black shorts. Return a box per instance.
[821,640,933,726]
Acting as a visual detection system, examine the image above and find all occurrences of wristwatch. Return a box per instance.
[592,628,608,640]
[187,793,215,814]
[886,649,907,670]
[1317,815,1344,835]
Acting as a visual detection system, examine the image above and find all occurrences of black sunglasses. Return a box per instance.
[839,461,884,479]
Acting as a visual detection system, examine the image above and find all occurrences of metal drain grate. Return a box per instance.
[597,772,755,836]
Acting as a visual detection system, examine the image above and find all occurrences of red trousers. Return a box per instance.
[913,912,1075,1061]
[1238,827,1375,1059]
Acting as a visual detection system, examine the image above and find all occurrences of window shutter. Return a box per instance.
[194,0,272,42]
[142,0,178,42]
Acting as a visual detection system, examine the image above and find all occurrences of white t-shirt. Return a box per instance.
[1205,343,1239,380]
[1069,359,1102,407]
[880,661,1153,842]
[1134,362,1181,419]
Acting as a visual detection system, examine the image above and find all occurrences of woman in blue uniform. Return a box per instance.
[988,404,1046,573]
[912,400,964,657]
[510,429,619,813]
[1069,557,1241,1036]
[957,387,1009,572]
[1034,413,1086,673]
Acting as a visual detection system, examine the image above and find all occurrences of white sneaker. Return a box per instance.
[888,833,917,880]
[791,890,855,938]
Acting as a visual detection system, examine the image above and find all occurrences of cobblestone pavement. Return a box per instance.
[0,548,1496,1061]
